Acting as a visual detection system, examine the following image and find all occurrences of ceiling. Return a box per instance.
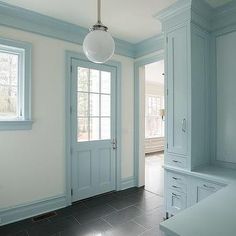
[1,0,233,43]
[2,0,177,43]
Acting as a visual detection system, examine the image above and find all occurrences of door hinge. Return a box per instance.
[70,65,73,73]
[70,147,73,155]
[167,89,169,96]
[166,37,168,43]
[71,189,73,196]
[167,143,169,149]
[70,106,73,114]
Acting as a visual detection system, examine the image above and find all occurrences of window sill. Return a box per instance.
[0,120,33,130]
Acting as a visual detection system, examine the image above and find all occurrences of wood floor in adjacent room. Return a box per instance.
[145,152,164,197]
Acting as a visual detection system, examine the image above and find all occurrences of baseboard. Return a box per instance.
[121,176,136,190]
[0,194,67,226]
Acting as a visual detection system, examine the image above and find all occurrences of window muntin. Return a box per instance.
[145,95,164,138]
[77,67,111,142]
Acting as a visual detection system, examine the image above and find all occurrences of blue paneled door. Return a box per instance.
[71,59,117,201]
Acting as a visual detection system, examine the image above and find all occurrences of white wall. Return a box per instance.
[0,26,134,209]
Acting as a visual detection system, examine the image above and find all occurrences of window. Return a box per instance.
[145,95,164,138]
[77,67,111,142]
[0,38,32,130]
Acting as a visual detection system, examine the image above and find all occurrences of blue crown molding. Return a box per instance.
[154,0,191,23]
[212,1,236,32]
[0,1,136,58]
[134,34,164,58]
[0,1,166,58]
[155,0,213,32]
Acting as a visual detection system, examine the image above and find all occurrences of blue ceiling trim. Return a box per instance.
[134,34,164,58]
[0,1,166,58]
[0,1,136,58]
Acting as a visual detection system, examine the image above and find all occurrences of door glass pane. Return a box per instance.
[101,71,111,94]
[77,67,113,142]
[101,117,110,139]
[77,92,88,117]
[90,118,99,140]
[90,93,99,116]
[90,69,99,93]
[101,95,110,116]
[78,117,89,142]
[78,67,89,92]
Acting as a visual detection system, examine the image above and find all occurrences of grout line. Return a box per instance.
[73,215,81,225]
[130,219,148,230]
[102,218,114,228]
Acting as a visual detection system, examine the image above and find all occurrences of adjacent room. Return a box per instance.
[144,60,165,196]
[1,0,236,236]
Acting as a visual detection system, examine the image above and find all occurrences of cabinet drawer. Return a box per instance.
[167,189,187,215]
[166,155,187,168]
[193,179,224,204]
[167,172,187,193]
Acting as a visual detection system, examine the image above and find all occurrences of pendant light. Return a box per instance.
[83,0,115,64]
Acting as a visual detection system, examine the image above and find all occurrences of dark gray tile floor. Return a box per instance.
[0,187,164,236]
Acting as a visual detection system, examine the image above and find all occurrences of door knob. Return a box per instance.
[111,138,117,150]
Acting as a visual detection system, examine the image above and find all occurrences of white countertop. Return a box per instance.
[160,165,236,236]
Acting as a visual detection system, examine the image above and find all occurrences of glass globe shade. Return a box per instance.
[83,29,115,64]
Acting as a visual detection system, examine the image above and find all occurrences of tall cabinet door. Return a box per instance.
[167,26,188,156]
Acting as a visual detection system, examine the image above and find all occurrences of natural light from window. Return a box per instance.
[0,51,19,119]
[77,67,111,142]
[144,60,165,139]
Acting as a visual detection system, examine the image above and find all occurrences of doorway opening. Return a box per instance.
[144,60,165,196]
[134,56,165,196]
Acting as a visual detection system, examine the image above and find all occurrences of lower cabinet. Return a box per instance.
[167,189,187,215]
[165,169,225,217]
[189,178,224,205]
[166,171,187,216]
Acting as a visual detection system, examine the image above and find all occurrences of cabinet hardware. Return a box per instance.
[182,118,187,132]
[172,177,181,181]
[203,184,215,189]
[172,193,181,198]
[172,185,180,189]
[173,160,181,164]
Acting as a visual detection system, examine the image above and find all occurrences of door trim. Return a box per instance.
[65,51,122,205]
[134,52,164,187]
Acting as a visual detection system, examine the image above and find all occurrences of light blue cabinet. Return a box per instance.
[165,168,225,217]
[189,178,224,205]
[166,25,188,157]
[164,23,210,170]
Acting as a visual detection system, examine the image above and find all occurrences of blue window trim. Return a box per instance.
[0,37,32,130]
